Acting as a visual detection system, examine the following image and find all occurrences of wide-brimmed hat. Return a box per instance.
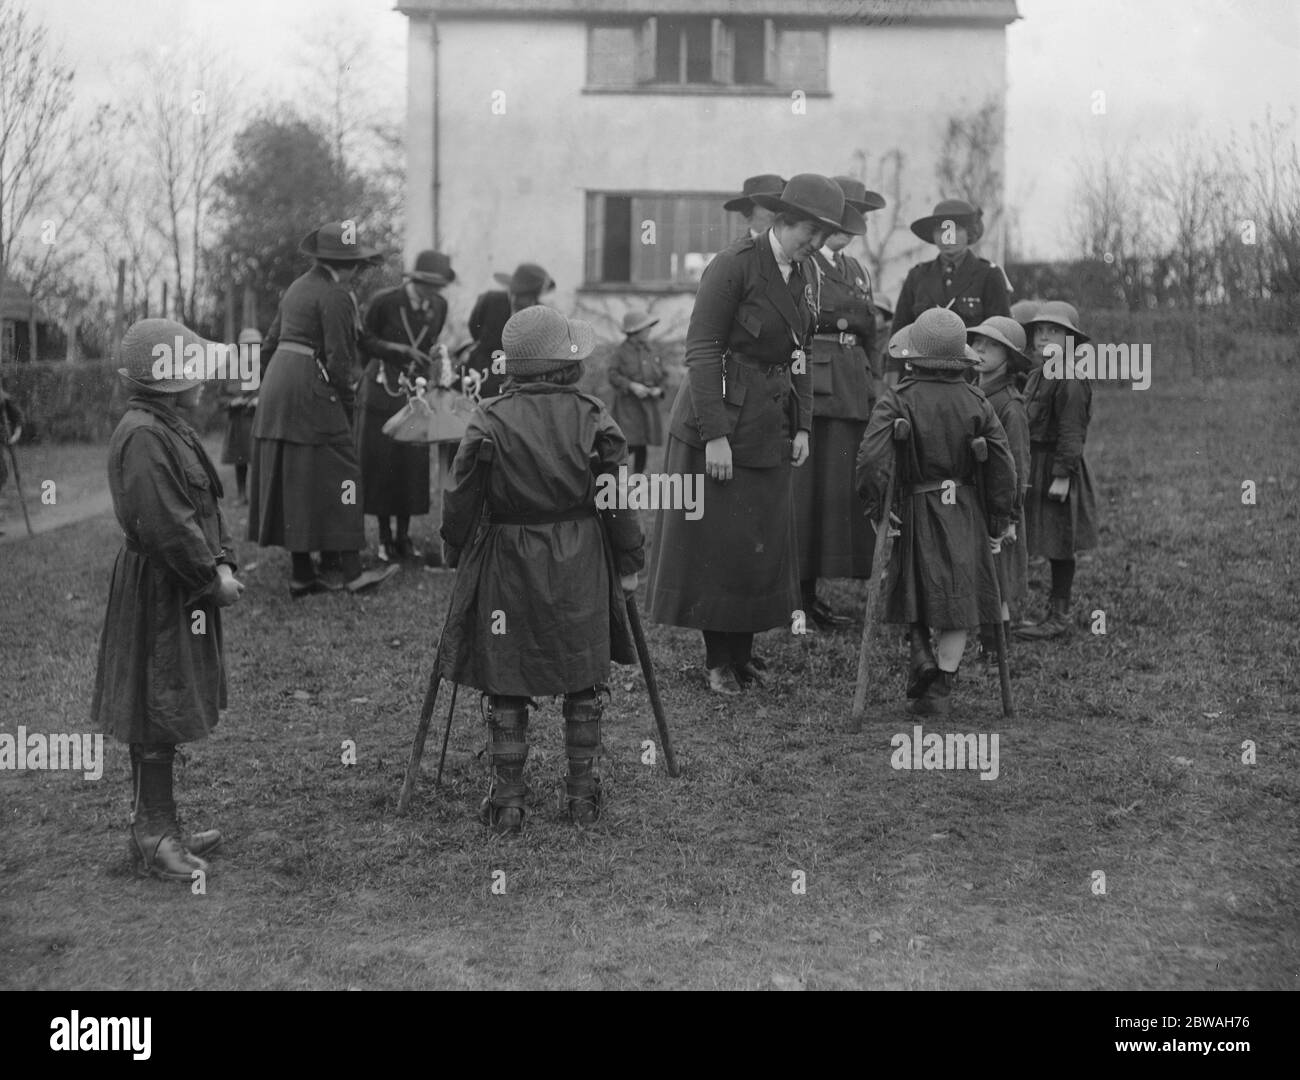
[405,250,455,285]
[910,199,985,244]
[237,326,262,345]
[968,315,1034,373]
[752,173,866,236]
[1009,299,1040,328]
[622,309,659,335]
[501,305,595,376]
[299,221,384,263]
[723,174,787,213]
[832,176,887,214]
[493,262,555,295]
[896,308,979,370]
[117,318,215,394]
[1027,300,1090,344]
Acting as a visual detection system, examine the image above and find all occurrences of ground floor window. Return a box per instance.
[585,191,740,288]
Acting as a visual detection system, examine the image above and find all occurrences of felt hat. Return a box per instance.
[752,173,866,236]
[968,315,1034,373]
[896,308,979,371]
[910,199,985,244]
[117,318,216,394]
[832,176,887,213]
[237,327,262,345]
[493,262,555,295]
[723,174,787,213]
[1027,300,1090,344]
[621,309,659,335]
[299,221,384,262]
[501,306,595,376]
[405,250,455,285]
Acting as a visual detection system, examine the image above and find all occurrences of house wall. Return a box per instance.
[406,15,1007,343]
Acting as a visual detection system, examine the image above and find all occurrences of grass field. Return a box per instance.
[1,370,1296,990]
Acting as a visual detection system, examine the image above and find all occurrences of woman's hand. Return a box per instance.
[1048,477,1070,502]
[791,430,810,467]
[705,436,733,483]
[213,564,245,607]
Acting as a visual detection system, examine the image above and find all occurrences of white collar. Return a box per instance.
[768,228,793,274]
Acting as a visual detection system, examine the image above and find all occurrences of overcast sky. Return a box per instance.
[34,0,1300,261]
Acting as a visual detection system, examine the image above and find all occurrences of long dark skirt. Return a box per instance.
[1023,444,1098,559]
[794,415,873,580]
[355,402,431,517]
[646,435,799,631]
[247,437,365,551]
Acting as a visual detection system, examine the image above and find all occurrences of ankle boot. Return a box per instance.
[563,691,603,826]
[976,624,1000,677]
[907,624,939,698]
[910,669,955,716]
[129,747,209,882]
[1014,597,1071,641]
[479,698,529,833]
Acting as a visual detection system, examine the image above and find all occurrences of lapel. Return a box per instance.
[941,251,979,298]
[757,231,804,342]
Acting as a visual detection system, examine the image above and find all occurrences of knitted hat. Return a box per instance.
[501,306,594,376]
[1027,300,1090,345]
[968,315,1034,373]
[898,308,979,370]
[117,318,216,394]
[621,309,659,335]
[910,199,984,244]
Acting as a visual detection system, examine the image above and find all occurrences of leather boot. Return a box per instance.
[910,669,955,716]
[129,748,209,883]
[563,691,603,826]
[479,698,529,834]
[907,623,939,699]
[1014,597,1071,641]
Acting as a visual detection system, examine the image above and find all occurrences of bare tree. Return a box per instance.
[935,98,1005,259]
[848,146,910,291]
[1069,142,1152,310]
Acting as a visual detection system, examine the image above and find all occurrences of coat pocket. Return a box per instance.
[810,352,833,396]
[737,310,763,339]
[184,463,211,493]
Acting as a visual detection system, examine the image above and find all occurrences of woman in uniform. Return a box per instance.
[248,221,398,597]
[646,174,864,695]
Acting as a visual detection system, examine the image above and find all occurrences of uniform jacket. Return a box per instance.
[358,284,449,417]
[665,232,814,468]
[981,372,1030,513]
[1021,362,1092,478]
[891,251,1011,333]
[437,384,644,696]
[253,265,363,445]
[607,337,666,446]
[808,248,877,421]
[91,395,235,743]
[856,372,1016,626]
[464,289,513,400]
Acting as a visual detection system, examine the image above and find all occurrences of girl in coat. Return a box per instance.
[438,306,644,834]
[646,174,864,695]
[969,315,1033,672]
[92,319,245,882]
[1015,301,1099,641]
[855,308,1016,715]
[606,309,665,474]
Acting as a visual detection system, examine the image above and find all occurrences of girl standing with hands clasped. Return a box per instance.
[646,174,864,695]
[607,309,666,474]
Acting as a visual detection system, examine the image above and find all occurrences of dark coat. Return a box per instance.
[856,372,1016,628]
[354,284,448,517]
[664,231,814,467]
[982,372,1030,605]
[92,396,235,744]
[1021,360,1098,558]
[888,252,1011,377]
[463,290,512,400]
[607,337,666,446]
[437,384,644,696]
[808,248,877,420]
[648,230,812,631]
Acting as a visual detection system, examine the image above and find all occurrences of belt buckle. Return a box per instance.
[840,332,856,346]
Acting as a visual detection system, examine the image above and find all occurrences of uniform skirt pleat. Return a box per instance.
[793,415,872,579]
[646,435,799,631]
[247,438,365,551]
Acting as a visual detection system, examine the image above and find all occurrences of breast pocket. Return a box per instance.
[737,309,763,339]
[955,296,984,323]
[810,352,834,396]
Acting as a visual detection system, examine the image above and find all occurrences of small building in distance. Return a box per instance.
[398,0,1018,339]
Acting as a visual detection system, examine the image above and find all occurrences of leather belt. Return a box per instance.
[814,332,859,346]
[904,479,972,496]
[489,506,596,526]
[728,353,790,377]
[276,341,316,357]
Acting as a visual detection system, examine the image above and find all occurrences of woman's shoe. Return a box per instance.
[706,666,742,695]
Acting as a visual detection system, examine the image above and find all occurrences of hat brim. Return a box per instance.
[406,270,454,285]
[968,327,1034,372]
[723,196,757,212]
[910,215,984,244]
[118,369,201,395]
[1027,318,1091,345]
[493,272,555,294]
[750,193,848,235]
[846,190,887,213]
[623,316,659,335]
[299,238,385,262]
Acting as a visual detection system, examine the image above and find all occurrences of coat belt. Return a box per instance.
[903,478,972,496]
[813,332,859,346]
[489,506,596,525]
[276,341,316,357]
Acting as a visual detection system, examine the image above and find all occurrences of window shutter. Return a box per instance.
[762,18,777,85]
[635,16,657,83]
[711,18,733,84]
[585,193,605,285]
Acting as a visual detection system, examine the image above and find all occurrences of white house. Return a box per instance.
[398,0,1018,339]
